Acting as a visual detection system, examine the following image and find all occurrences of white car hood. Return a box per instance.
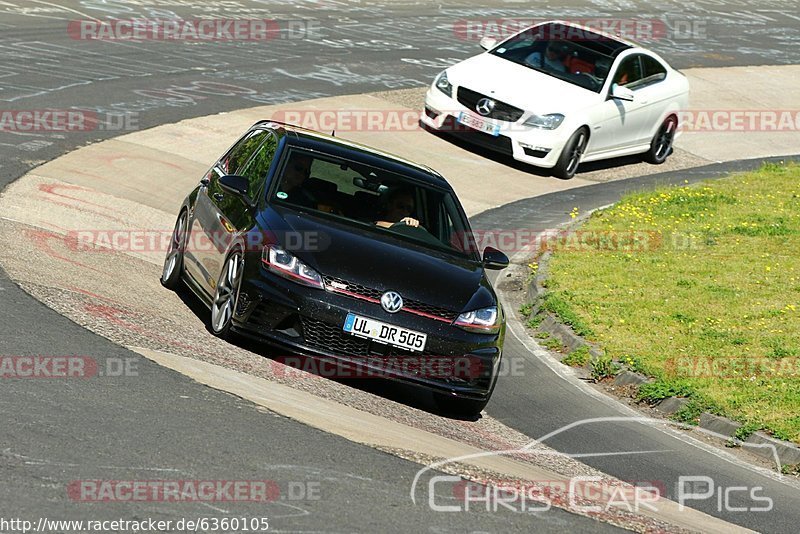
[447,53,600,116]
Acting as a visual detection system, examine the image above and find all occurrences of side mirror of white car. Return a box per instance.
[610,83,635,102]
[479,36,497,51]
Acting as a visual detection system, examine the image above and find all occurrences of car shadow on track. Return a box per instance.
[175,283,482,422]
[422,125,659,180]
[236,335,484,422]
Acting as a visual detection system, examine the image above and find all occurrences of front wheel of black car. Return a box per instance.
[160,210,188,290]
[433,393,489,419]
[210,250,244,339]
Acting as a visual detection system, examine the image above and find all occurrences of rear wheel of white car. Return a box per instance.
[645,115,677,164]
[553,127,588,179]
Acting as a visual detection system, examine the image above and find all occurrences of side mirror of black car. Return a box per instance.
[483,246,509,270]
[219,175,255,208]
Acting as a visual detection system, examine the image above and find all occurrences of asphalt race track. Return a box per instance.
[1,1,799,532]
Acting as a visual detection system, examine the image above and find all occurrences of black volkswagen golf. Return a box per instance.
[161,121,509,415]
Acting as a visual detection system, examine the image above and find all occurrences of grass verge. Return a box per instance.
[544,162,800,443]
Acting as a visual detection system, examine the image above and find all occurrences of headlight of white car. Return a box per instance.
[434,71,453,98]
[523,113,565,130]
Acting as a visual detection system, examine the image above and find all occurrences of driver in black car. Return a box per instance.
[280,153,317,208]
[375,187,420,228]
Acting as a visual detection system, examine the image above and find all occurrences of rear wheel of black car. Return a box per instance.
[553,127,588,179]
[644,115,677,164]
[160,210,188,290]
[210,250,244,339]
[433,393,489,419]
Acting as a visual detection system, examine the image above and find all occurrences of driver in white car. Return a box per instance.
[524,42,567,72]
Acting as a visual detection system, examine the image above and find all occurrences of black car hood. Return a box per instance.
[262,206,492,312]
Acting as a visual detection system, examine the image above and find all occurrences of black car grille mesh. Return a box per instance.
[323,276,459,322]
[243,304,487,386]
[301,316,372,357]
[457,87,525,122]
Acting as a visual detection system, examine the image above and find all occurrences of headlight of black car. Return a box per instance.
[261,245,324,289]
[454,306,502,334]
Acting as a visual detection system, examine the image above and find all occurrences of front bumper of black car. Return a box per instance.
[232,268,504,401]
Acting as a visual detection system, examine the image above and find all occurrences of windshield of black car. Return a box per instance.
[489,25,619,93]
[269,149,480,259]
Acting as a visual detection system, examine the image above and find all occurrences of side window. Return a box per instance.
[612,55,643,87]
[441,193,471,252]
[639,55,668,86]
[238,132,278,197]
[220,129,268,175]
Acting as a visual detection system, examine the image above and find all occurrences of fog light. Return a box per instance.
[519,143,551,158]
[424,106,441,119]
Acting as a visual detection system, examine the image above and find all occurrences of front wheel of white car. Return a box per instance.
[645,115,677,164]
[553,128,588,180]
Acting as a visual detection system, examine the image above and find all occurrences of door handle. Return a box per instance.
[213,193,224,202]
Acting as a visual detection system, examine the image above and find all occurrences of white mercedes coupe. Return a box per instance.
[421,21,689,179]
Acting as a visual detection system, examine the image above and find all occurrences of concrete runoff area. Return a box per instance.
[1,65,799,531]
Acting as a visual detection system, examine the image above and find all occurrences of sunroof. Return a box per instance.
[543,22,632,57]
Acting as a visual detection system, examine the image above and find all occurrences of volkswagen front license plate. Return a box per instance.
[343,313,427,352]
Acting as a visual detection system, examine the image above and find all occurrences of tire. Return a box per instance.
[553,127,589,179]
[644,115,677,164]
[160,210,188,290]
[210,250,244,339]
[433,393,489,419]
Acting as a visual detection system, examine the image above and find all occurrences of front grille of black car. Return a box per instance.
[299,317,480,384]
[301,316,372,357]
[456,87,525,122]
[244,307,487,386]
[323,276,459,322]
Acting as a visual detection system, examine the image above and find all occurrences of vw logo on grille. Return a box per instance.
[475,97,496,116]
[381,291,403,313]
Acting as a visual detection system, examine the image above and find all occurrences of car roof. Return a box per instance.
[254,120,451,189]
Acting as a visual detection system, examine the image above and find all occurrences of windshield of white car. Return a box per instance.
[270,149,481,260]
[489,24,628,93]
